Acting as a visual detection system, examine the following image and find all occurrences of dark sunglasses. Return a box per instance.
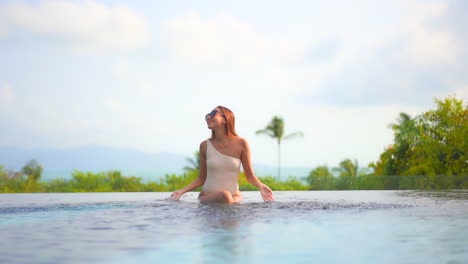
[205,110,225,121]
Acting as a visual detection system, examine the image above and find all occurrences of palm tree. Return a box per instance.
[333,158,369,177]
[388,112,417,142]
[183,150,200,171]
[256,116,304,180]
[332,158,370,189]
[21,159,43,181]
[388,112,412,131]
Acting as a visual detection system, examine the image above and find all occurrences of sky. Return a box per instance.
[0,0,467,169]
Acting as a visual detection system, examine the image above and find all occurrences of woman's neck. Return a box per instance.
[212,128,231,142]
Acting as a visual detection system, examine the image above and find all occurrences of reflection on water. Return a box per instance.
[0,191,467,264]
[399,189,468,200]
[203,219,243,261]
[197,203,252,263]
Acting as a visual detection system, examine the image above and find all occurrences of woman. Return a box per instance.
[169,106,275,203]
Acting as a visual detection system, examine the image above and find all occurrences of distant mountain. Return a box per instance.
[0,145,190,171]
[0,144,292,179]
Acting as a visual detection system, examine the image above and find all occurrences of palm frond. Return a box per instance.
[183,150,200,171]
[283,131,304,140]
[388,112,412,130]
[183,166,195,171]
[255,129,275,138]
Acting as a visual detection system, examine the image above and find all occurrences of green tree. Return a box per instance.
[371,112,418,178]
[183,150,200,171]
[411,95,467,176]
[306,165,334,190]
[333,159,358,177]
[256,116,304,180]
[21,159,43,181]
[370,95,468,189]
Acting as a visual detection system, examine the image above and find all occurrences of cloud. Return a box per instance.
[0,83,13,104]
[163,12,303,65]
[0,0,150,53]
[0,21,6,38]
[104,98,129,114]
[402,1,462,65]
[446,0,468,45]
[451,87,468,101]
[306,38,342,63]
[1,0,466,166]
[295,0,467,107]
[297,43,452,106]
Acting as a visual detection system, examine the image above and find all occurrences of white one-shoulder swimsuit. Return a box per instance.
[202,139,241,195]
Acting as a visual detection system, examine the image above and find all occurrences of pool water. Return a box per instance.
[1,190,467,264]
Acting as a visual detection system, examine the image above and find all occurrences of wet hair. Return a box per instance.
[210,105,238,139]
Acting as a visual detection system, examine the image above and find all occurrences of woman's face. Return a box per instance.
[206,108,225,129]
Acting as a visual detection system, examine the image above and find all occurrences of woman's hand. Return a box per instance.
[260,184,275,202]
[168,190,183,201]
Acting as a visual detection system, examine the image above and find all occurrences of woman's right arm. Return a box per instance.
[169,141,207,200]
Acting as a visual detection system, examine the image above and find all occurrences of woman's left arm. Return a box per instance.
[240,138,275,201]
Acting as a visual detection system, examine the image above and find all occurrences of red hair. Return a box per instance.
[211,105,238,139]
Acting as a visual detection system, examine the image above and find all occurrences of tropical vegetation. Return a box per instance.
[0,165,308,193]
[0,95,466,193]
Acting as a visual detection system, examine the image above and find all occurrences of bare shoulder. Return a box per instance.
[199,140,208,153]
[236,137,249,148]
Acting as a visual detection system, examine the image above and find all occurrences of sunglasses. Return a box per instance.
[205,110,225,121]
